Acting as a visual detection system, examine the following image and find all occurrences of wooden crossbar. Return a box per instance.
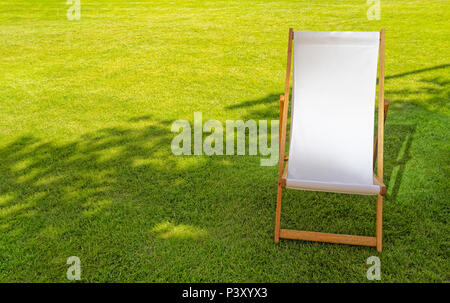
[279,229,377,247]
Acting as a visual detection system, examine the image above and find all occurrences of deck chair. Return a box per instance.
[275,29,389,252]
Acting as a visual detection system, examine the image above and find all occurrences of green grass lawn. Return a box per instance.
[0,0,448,282]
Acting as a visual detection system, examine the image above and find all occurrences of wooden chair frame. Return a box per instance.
[274,28,389,252]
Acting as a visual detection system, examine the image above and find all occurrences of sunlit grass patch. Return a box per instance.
[151,221,207,240]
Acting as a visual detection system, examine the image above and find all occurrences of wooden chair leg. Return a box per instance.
[274,185,283,243]
[373,99,390,169]
[376,194,383,252]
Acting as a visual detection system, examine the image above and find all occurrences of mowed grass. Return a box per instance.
[0,0,449,282]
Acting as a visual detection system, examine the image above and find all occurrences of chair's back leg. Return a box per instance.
[274,185,283,243]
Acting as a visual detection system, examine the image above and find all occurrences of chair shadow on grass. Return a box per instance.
[226,93,281,111]
[382,123,416,201]
[225,91,296,121]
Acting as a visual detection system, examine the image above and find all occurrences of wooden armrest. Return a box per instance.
[280,160,288,187]
[282,161,288,179]
[373,174,387,196]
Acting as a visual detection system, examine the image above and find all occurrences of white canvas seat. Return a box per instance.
[274,29,388,251]
[285,31,381,195]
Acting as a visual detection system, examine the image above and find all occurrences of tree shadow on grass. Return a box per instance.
[0,123,171,225]
[0,124,196,276]
[384,64,449,81]
[0,118,280,281]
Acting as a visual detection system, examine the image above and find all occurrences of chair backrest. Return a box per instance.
[287,31,380,186]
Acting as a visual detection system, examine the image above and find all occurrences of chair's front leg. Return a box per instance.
[376,194,383,252]
[274,184,283,243]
